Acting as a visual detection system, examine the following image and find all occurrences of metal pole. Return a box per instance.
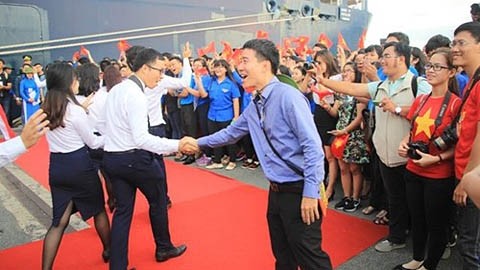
[0,13,270,50]
[0,16,316,55]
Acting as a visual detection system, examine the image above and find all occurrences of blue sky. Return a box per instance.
[365,0,472,48]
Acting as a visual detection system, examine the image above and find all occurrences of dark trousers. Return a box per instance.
[149,124,170,203]
[242,133,256,160]
[196,103,212,156]
[104,150,173,270]
[267,189,332,270]
[378,159,408,244]
[457,190,480,270]
[369,152,387,210]
[168,110,182,139]
[207,119,236,163]
[405,170,455,269]
[180,103,196,137]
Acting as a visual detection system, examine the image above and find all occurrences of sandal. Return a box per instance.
[376,209,388,219]
[373,215,389,226]
[362,205,375,215]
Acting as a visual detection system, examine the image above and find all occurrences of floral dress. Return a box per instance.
[336,95,370,164]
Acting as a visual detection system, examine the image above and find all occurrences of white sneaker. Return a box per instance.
[374,240,406,252]
[225,162,236,171]
[206,163,223,169]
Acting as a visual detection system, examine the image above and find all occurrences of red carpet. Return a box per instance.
[1,138,388,269]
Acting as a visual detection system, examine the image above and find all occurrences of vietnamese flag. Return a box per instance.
[72,51,80,61]
[117,40,131,52]
[337,32,350,51]
[195,67,208,76]
[318,33,333,49]
[331,133,349,159]
[294,35,310,55]
[256,30,269,39]
[79,46,89,56]
[197,41,216,57]
[221,41,233,61]
[357,29,367,49]
[231,49,242,66]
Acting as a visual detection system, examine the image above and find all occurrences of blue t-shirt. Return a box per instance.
[207,76,241,122]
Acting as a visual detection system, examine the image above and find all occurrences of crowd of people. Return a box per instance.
[0,3,480,270]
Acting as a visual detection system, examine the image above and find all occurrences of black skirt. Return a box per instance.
[313,104,337,146]
[49,146,104,226]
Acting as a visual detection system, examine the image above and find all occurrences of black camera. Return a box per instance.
[303,62,314,71]
[433,125,458,151]
[407,141,429,160]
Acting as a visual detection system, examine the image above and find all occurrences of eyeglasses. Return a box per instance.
[425,63,449,71]
[146,64,165,74]
[380,54,398,60]
[450,40,470,48]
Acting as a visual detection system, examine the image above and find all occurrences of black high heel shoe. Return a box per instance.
[102,249,110,263]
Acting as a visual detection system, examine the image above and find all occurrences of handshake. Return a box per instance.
[179,136,200,155]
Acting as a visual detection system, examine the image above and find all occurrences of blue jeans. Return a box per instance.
[457,197,480,270]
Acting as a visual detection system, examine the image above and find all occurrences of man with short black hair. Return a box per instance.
[102,47,193,269]
[317,42,431,255]
[190,39,333,269]
[451,21,480,270]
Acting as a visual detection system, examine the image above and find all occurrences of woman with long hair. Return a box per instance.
[311,50,341,201]
[396,48,460,270]
[196,59,240,170]
[41,62,110,270]
[329,62,370,212]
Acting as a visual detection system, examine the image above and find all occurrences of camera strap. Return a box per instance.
[453,67,480,124]
[409,91,452,143]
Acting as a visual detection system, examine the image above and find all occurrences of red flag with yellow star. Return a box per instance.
[256,30,269,39]
[197,41,216,57]
[221,41,233,61]
[357,29,367,49]
[337,32,350,51]
[318,33,333,49]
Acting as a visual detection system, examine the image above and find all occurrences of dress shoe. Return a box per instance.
[102,249,110,263]
[174,154,188,162]
[182,156,195,165]
[393,264,422,270]
[156,245,187,262]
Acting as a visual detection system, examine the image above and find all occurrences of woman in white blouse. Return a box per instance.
[41,62,111,270]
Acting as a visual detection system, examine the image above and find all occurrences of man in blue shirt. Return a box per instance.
[188,39,332,270]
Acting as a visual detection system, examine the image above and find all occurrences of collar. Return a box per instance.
[386,71,411,84]
[255,76,279,101]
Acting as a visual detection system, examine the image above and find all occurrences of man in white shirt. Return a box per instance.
[102,47,196,270]
[144,46,193,209]
[0,109,49,168]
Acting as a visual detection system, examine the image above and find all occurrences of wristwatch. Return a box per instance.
[394,106,402,115]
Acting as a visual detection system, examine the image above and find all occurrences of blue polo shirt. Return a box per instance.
[207,76,241,122]
[241,91,252,113]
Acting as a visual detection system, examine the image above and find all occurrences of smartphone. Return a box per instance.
[373,100,382,106]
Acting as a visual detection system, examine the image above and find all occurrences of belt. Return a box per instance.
[149,124,166,129]
[269,180,303,194]
[105,149,139,155]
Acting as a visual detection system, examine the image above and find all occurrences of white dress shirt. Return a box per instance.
[145,57,192,126]
[88,86,109,131]
[0,136,26,168]
[103,77,179,154]
[46,101,104,153]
